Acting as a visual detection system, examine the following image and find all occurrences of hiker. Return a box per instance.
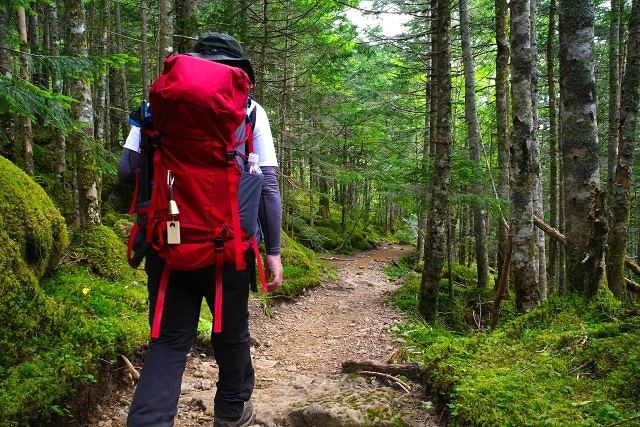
[118,33,283,427]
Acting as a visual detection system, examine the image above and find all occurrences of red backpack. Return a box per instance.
[127,54,267,339]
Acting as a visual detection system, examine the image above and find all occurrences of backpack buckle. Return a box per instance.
[226,151,236,161]
[214,237,225,250]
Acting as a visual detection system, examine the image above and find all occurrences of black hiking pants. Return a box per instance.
[127,250,255,427]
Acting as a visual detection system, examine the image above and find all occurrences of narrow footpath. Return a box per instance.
[90,244,438,426]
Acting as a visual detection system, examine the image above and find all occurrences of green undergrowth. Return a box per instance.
[274,230,335,297]
[284,188,384,253]
[391,263,640,426]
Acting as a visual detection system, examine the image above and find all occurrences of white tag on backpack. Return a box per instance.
[167,220,181,244]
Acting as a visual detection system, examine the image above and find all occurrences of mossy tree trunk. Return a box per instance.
[175,0,197,53]
[47,0,66,181]
[419,0,451,323]
[460,0,489,288]
[495,0,510,287]
[509,0,541,312]
[547,0,559,288]
[606,0,640,299]
[559,0,606,298]
[65,0,101,226]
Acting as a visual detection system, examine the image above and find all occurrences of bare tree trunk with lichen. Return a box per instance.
[559,0,606,298]
[509,0,541,312]
[157,0,174,74]
[529,0,547,300]
[547,0,559,288]
[607,0,622,194]
[460,0,489,288]
[606,0,640,300]
[65,0,100,226]
[419,0,452,323]
[17,6,34,176]
[495,0,510,287]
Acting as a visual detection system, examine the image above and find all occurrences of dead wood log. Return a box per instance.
[341,360,422,381]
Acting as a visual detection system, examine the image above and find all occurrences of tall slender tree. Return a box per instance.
[495,0,510,284]
[560,0,606,298]
[65,0,101,226]
[157,0,174,74]
[606,0,640,299]
[547,0,560,287]
[419,0,452,322]
[510,0,541,311]
[460,0,489,288]
[17,5,34,175]
[607,0,622,193]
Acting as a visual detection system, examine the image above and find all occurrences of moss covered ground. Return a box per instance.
[389,255,640,426]
[0,155,149,424]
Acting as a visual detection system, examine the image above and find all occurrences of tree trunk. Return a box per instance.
[17,6,34,176]
[559,0,606,298]
[419,0,452,323]
[530,0,548,300]
[141,0,150,99]
[0,4,11,76]
[93,0,108,141]
[608,0,622,193]
[460,0,489,288]
[175,0,197,53]
[509,0,541,312]
[606,0,640,299]
[157,0,174,74]
[114,1,129,125]
[495,0,510,287]
[48,0,66,180]
[547,0,559,288]
[65,0,100,226]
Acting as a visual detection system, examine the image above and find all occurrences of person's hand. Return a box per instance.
[265,254,283,291]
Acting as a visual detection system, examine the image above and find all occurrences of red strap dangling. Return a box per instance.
[127,221,139,266]
[213,251,225,333]
[151,265,170,339]
[250,237,268,293]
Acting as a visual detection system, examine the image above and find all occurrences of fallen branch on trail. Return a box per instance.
[341,360,422,381]
[357,370,412,393]
[533,216,640,277]
[121,355,140,380]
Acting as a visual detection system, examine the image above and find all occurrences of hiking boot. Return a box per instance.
[213,400,254,427]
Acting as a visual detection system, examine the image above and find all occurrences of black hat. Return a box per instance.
[191,33,255,83]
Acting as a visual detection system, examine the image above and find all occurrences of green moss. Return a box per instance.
[0,155,68,278]
[0,156,148,424]
[70,225,144,283]
[396,294,640,426]
[0,267,148,424]
[273,231,333,297]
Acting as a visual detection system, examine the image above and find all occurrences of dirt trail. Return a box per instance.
[90,244,437,426]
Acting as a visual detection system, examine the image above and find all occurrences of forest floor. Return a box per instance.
[88,244,439,426]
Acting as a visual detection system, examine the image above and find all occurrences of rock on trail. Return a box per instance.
[88,244,438,426]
